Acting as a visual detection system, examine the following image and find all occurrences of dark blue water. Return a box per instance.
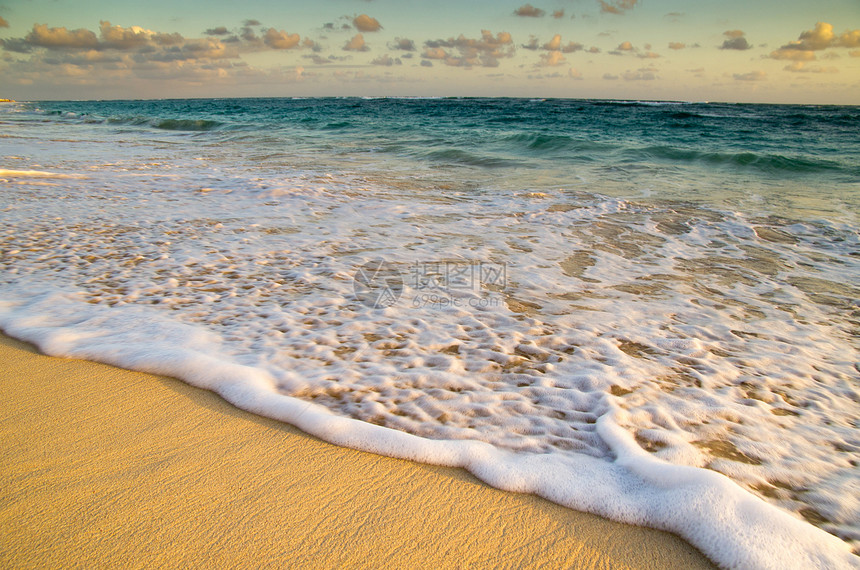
[23,97,859,222]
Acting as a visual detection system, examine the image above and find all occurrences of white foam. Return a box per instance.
[0,291,855,569]
[0,168,85,179]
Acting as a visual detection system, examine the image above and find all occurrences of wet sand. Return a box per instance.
[0,333,715,568]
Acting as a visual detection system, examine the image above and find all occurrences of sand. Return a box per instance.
[0,333,716,569]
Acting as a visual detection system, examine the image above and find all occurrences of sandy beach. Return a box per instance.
[0,332,715,568]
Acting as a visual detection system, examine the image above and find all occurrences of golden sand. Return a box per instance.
[0,333,715,568]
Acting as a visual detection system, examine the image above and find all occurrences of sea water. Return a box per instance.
[1,98,858,569]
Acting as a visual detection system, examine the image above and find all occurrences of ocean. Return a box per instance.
[1,98,858,568]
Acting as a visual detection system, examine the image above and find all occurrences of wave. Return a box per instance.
[153,118,223,131]
[502,133,615,156]
[107,116,152,127]
[625,145,850,175]
[320,121,354,130]
[96,115,225,132]
[424,148,520,168]
[35,108,222,133]
[668,111,703,120]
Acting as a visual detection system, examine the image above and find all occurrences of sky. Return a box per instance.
[0,0,858,103]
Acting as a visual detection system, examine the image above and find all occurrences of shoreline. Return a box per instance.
[0,332,715,568]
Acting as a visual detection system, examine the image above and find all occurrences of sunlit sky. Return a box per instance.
[1,0,858,103]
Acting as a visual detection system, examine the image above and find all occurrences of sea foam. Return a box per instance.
[0,290,855,569]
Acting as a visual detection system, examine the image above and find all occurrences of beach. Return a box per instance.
[0,333,716,568]
[1,98,858,567]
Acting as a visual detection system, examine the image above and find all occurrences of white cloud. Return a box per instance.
[623,67,657,80]
[390,38,415,51]
[783,61,838,73]
[770,22,860,62]
[599,0,638,15]
[539,51,566,67]
[371,54,401,66]
[423,30,515,68]
[23,24,99,50]
[353,15,381,33]
[344,33,369,52]
[733,70,766,81]
[264,28,301,50]
[514,4,545,17]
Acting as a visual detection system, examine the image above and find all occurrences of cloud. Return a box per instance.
[525,34,584,66]
[0,19,319,80]
[851,50,860,58]
[344,33,369,52]
[205,27,231,37]
[768,48,816,61]
[302,37,320,52]
[603,73,619,80]
[769,22,860,61]
[420,59,433,67]
[552,10,565,19]
[783,61,838,73]
[838,30,860,48]
[145,38,238,61]
[0,17,8,28]
[23,24,99,50]
[514,4,545,17]
[568,68,583,79]
[264,28,301,50]
[608,40,657,58]
[623,68,656,80]
[599,0,638,15]
[353,14,381,32]
[733,70,766,81]
[793,21,835,50]
[423,30,515,68]
[0,38,35,53]
[2,21,188,54]
[539,51,566,66]
[370,54,401,66]
[244,20,262,27]
[543,34,583,53]
[304,54,331,65]
[100,21,182,50]
[389,37,415,51]
[720,30,751,50]
[423,46,447,60]
[668,42,685,50]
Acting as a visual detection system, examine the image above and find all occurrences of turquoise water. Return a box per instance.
[1,98,858,568]
[28,98,860,218]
